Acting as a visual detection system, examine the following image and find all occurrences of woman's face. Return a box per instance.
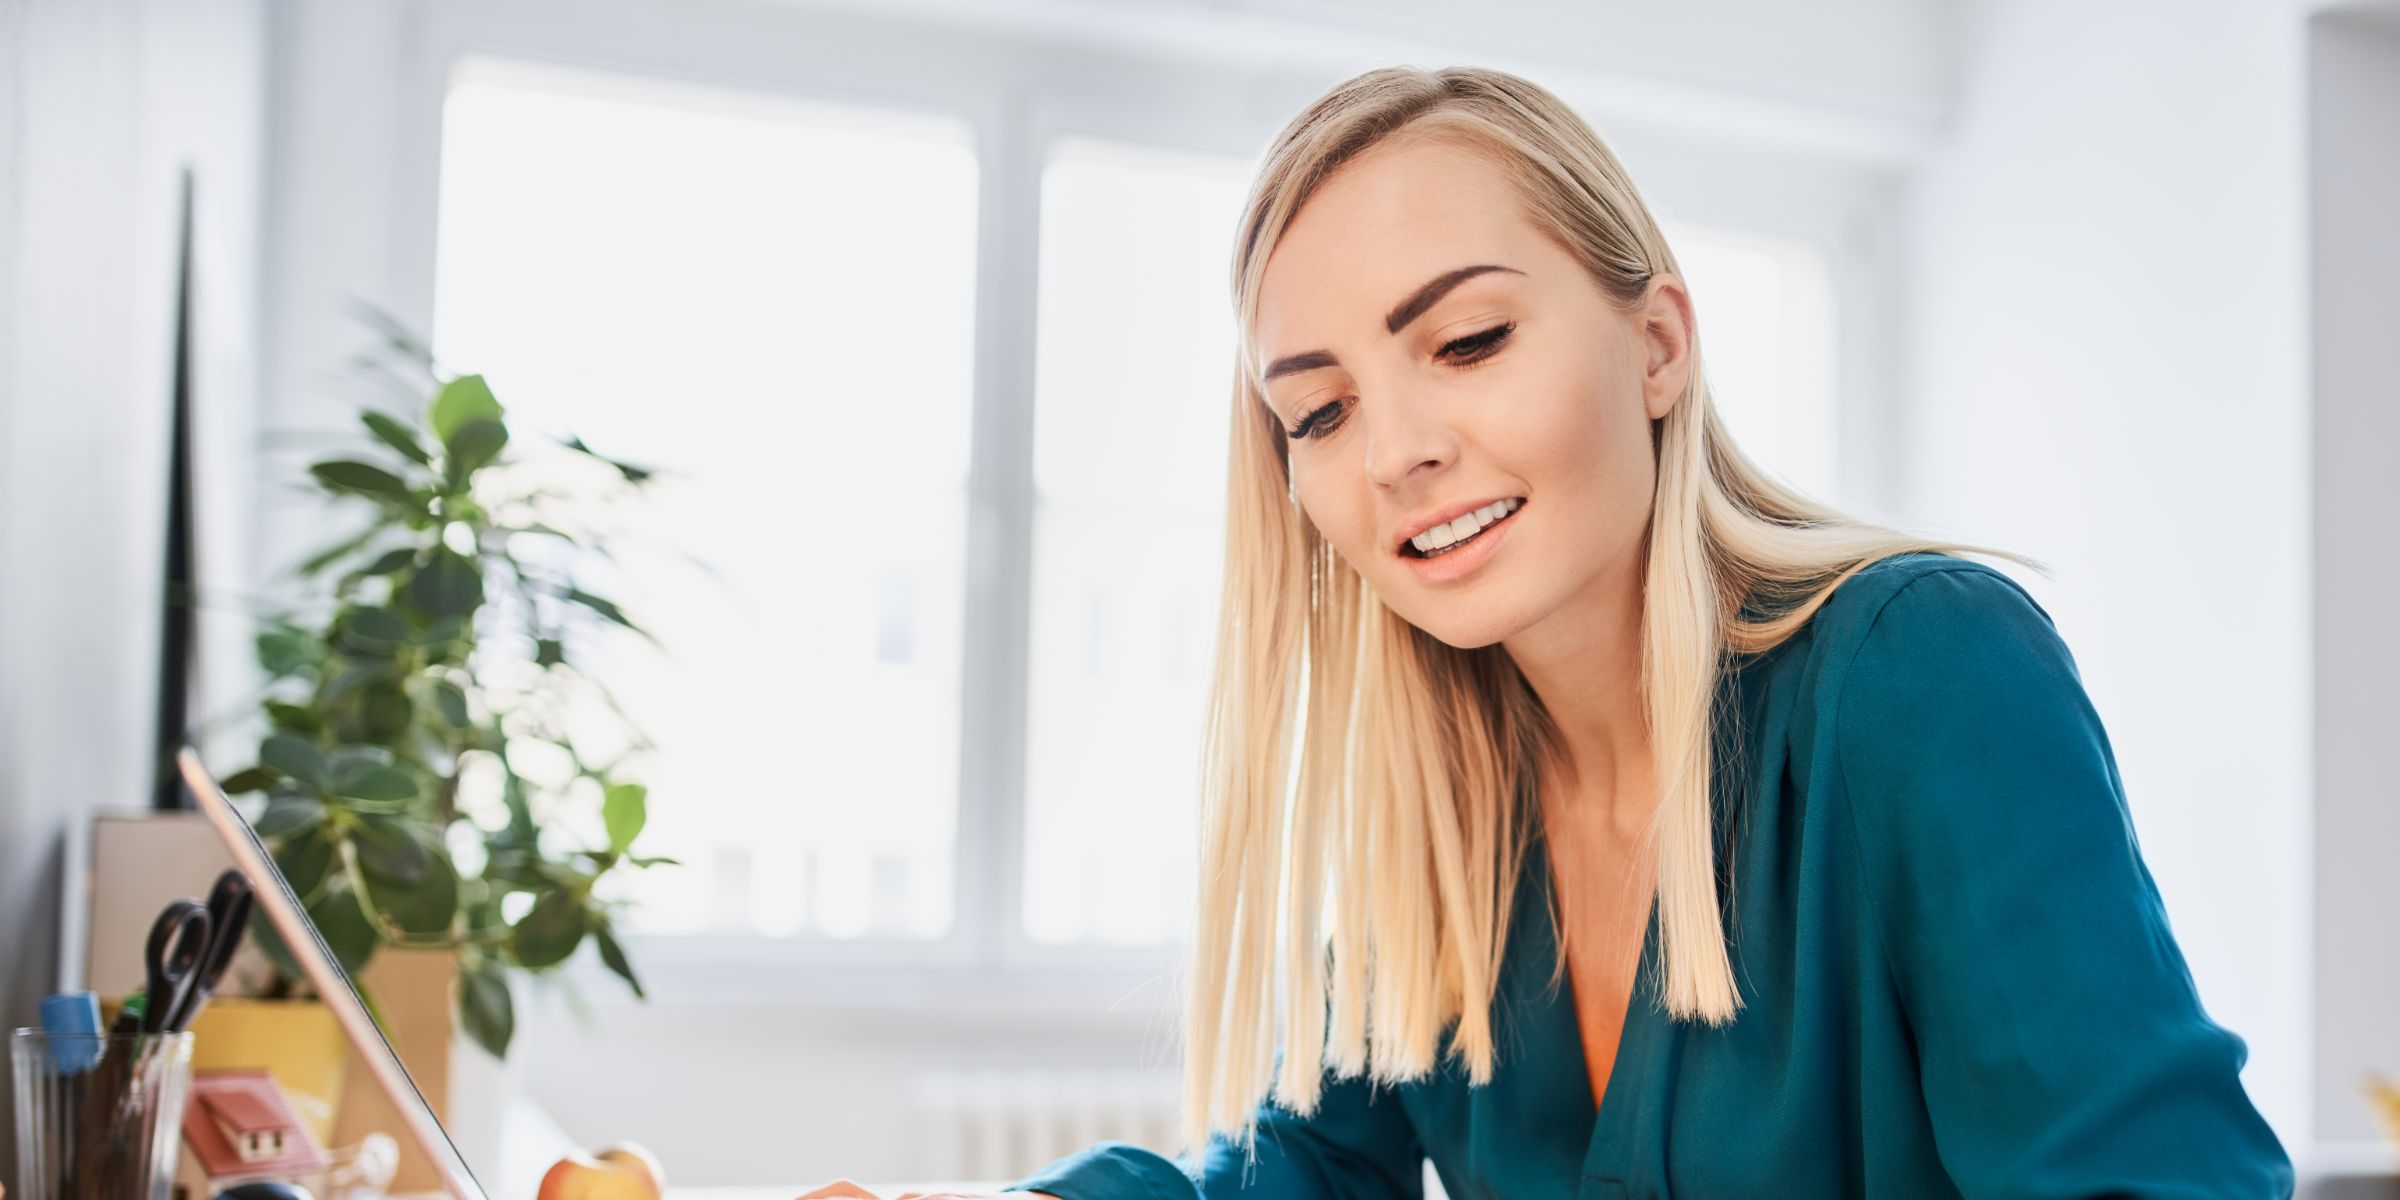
[1251,135,1691,650]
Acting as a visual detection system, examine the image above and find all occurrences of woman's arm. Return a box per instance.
[1002,1062,1424,1200]
[1833,565,2293,1198]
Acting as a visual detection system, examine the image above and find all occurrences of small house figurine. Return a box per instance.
[179,1068,331,1189]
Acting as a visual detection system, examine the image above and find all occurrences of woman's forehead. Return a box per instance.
[1257,142,1535,314]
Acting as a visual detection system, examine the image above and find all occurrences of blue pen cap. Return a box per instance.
[39,991,103,1073]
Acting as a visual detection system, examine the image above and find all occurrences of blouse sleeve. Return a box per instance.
[1003,1059,1424,1200]
[1833,566,2293,1199]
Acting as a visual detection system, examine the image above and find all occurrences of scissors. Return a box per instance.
[134,898,213,1035]
[158,869,255,1033]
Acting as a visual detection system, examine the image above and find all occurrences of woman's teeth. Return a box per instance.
[1411,497,1522,557]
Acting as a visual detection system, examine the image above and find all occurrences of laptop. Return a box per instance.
[179,745,493,1200]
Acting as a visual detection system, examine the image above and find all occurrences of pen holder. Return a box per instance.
[10,1028,196,1200]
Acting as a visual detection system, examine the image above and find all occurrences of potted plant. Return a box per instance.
[216,309,679,1061]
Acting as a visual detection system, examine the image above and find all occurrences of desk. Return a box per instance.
[667,1187,1005,1199]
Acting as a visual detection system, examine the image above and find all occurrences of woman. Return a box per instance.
[824,63,2292,1199]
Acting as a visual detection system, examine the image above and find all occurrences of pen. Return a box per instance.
[39,991,101,1073]
[105,988,147,1035]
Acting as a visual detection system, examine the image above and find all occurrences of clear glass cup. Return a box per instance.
[10,1028,196,1200]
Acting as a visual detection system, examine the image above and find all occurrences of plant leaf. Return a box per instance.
[248,907,305,988]
[406,548,483,621]
[296,522,388,579]
[499,767,538,851]
[602,782,647,855]
[323,660,390,703]
[254,791,327,838]
[511,887,586,969]
[336,607,411,658]
[430,374,503,444]
[431,679,471,727]
[561,433,656,484]
[257,625,324,678]
[350,681,415,743]
[311,460,413,501]
[219,766,275,795]
[325,744,394,774]
[261,734,326,789]
[264,702,322,735]
[358,547,417,576]
[329,763,418,804]
[445,417,508,481]
[367,842,459,937]
[564,588,654,644]
[350,815,430,883]
[361,410,433,466]
[458,956,515,1058]
[592,920,646,1000]
[274,830,336,901]
[308,887,380,977]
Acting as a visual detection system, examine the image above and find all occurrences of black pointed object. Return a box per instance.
[155,164,200,811]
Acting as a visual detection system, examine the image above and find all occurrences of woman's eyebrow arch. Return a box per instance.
[1259,263,1525,384]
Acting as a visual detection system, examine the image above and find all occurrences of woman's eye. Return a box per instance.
[1287,398,1349,441]
[1438,321,1514,364]
[1283,324,1513,443]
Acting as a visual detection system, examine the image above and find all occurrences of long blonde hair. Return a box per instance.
[1181,64,2042,1156]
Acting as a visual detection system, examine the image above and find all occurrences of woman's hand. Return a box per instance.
[793,1180,1063,1200]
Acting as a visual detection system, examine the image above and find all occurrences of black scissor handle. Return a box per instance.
[142,898,213,1033]
[164,870,254,1032]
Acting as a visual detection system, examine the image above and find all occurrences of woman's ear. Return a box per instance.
[1639,274,1696,422]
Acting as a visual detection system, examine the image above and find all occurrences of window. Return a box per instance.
[431,58,980,942]
[1659,218,1839,499]
[1022,137,1252,946]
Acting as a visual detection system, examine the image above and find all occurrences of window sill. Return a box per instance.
[544,939,1187,1024]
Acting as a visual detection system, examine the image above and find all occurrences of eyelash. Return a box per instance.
[1285,322,1516,442]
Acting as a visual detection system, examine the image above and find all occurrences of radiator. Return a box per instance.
[907,1069,1449,1199]
[908,1067,1181,1180]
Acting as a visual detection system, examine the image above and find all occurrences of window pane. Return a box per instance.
[1023,137,1250,945]
[431,58,978,941]
[1659,219,1839,499]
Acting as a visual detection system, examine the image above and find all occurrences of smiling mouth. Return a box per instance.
[1400,498,1526,559]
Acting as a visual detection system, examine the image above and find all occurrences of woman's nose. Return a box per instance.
[1361,385,1459,489]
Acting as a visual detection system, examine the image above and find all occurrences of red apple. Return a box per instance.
[538,1144,663,1200]
[594,1141,666,1196]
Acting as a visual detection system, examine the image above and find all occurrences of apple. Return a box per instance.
[537,1142,666,1200]
[594,1141,666,1195]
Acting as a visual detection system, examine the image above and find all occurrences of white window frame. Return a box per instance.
[262,0,1917,1011]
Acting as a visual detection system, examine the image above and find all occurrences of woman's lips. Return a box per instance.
[1399,500,1523,584]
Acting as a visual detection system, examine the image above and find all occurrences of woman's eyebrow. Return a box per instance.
[1260,263,1525,384]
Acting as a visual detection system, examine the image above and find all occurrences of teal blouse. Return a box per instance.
[1003,552,2293,1199]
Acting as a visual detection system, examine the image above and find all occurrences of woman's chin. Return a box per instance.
[1399,603,1524,651]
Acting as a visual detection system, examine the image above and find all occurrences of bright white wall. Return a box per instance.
[0,0,268,1180]
[2308,5,2400,1155]
[1897,0,2314,1161]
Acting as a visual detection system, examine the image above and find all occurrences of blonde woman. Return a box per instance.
[814,63,2290,1199]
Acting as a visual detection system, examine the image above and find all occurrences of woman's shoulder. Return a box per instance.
[1812,550,2088,755]
[1819,549,2042,633]
[1761,550,2072,734]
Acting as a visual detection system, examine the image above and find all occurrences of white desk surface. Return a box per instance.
[666,1186,1006,1199]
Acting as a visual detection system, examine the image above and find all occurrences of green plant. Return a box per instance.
[221,311,679,1058]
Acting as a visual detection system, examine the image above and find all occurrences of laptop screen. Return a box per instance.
[179,746,494,1200]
